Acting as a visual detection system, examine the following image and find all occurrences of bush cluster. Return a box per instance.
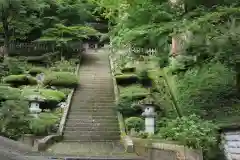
[125,117,144,133]
[28,67,46,76]
[117,85,149,116]
[175,62,240,123]
[3,75,37,86]
[43,72,79,88]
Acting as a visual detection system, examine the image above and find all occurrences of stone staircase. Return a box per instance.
[63,49,120,142]
[46,49,141,158]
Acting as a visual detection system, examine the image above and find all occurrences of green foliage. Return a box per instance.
[28,67,46,76]
[0,86,21,101]
[119,85,149,100]
[117,85,149,116]
[155,115,218,158]
[125,117,144,133]
[3,57,29,75]
[22,87,66,103]
[115,74,139,86]
[175,62,240,122]
[43,72,79,88]
[50,59,77,73]
[29,112,60,136]
[25,52,60,64]
[3,75,37,86]
[0,100,30,140]
[121,67,136,73]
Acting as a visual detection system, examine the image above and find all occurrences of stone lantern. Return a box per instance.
[27,95,44,118]
[142,104,157,134]
[139,95,157,134]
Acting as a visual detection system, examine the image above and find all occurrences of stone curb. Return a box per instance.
[108,49,134,153]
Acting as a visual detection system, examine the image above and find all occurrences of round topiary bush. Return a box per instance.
[125,117,144,132]
[28,67,45,76]
[43,72,79,88]
[3,75,37,86]
[21,88,66,110]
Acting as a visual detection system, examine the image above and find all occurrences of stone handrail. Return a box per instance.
[108,49,134,153]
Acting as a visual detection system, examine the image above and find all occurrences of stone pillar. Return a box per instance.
[142,105,156,134]
[145,117,155,134]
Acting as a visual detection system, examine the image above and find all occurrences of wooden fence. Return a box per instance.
[0,41,84,56]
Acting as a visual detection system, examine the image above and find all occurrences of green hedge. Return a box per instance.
[0,86,21,101]
[125,117,144,133]
[117,85,149,117]
[119,85,149,99]
[43,72,79,88]
[121,67,136,73]
[22,88,66,103]
[3,75,37,86]
[25,52,59,64]
[29,112,60,136]
[115,74,139,86]
[28,67,46,76]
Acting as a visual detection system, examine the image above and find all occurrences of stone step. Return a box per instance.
[64,130,120,136]
[68,113,117,117]
[65,122,119,128]
[68,108,116,112]
[69,108,116,112]
[63,135,120,141]
[64,126,119,132]
[67,115,118,119]
[71,100,115,103]
[66,119,118,124]
[69,105,116,109]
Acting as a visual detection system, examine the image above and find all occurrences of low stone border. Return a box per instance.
[34,59,81,151]
[132,138,203,160]
[33,134,63,151]
[108,50,134,153]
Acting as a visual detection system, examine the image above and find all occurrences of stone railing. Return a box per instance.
[34,60,81,151]
[133,138,203,160]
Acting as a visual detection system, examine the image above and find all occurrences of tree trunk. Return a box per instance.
[2,10,10,57]
[236,63,240,94]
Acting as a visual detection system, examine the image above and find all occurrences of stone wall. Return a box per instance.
[133,138,203,160]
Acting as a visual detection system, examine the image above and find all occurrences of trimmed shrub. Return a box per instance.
[50,59,76,73]
[119,85,149,100]
[26,52,59,64]
[4,57,29,75]
[0,100,30,140]
[29,112,60,136]
[117,85,149,116]
[43,72,79,88]
[125,117,144,132]
[0,86,22,101]
[121,67,136,73]
[22,88,66,103]
[137,69,152,87]
[3,75,37,86]
[28,67,46,76]
[115,74,139,86]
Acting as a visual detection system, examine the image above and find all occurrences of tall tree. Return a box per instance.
[0,0,45,56]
